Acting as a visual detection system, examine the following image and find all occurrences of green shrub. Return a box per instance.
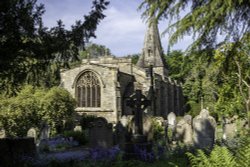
[0,85,76,137]
[63,130,88,145]
[41,87,76,135]
[80,115,97,129]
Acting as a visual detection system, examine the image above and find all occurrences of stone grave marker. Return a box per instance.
[74,125,82,132]
[167,112,176,142]
[27,127,37,142]
[125,89,152,160]
[114,121,127,149]
[193,109,216,148]
[167,112,176,128]
[0,129,6,138]
[126,89,151,139]
[175,115,193,144]
[89,117,113,148]
[222,116,238,140]
[40,123,50,140]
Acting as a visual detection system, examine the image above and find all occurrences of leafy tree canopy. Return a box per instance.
[140,0,250,51]
[0,0,109,96]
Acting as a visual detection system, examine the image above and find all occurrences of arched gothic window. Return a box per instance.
[76,71,101,107]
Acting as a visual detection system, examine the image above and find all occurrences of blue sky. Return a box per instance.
[37,0,192,56]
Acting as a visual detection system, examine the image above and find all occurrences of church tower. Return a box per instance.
[137,17,168,76]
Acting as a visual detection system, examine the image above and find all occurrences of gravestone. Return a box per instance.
[27,128,37,142]
[0,129,6,138]
[114,121,127,149]
[125,89,152,160]
[175,115,193,144]
[193,109,216,148]
[40,123,50,140]
[222,116,238,140]
[74,125,82,132]
[89,117,113,148]
[126,89,151,141]
[167,112,176,142]
[167,112,176,128]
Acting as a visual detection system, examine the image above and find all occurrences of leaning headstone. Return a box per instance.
[193,109,216,148]
[175,115,193,144]
[27,128,37,142]
[40,123,50,140]
[89,117,113,148]
[0,129,6,138]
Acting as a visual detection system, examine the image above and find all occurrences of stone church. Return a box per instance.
[60,19,185,124]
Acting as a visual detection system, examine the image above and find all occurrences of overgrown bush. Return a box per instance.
[63,130,88,145]
[0,85,75,137]
[80,115,97,129]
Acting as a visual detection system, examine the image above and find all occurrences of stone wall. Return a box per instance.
[61,63,119,123]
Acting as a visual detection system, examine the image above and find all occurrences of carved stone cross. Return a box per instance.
[126,90,151,135]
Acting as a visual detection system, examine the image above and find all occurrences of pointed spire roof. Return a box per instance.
[137,17,167,68]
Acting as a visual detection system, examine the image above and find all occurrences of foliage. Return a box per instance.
[165,50,189,82]
[41,87,76,134]
[63,130,88,145]
[0,85,75,137]
[140,0,250,51]
[140,0,250,120]
[187,146,237,167]
[151,119,165,142]
[187,137,250,167]
[0,0,109,96]
[79,43,111,59]
[80,115,97,129]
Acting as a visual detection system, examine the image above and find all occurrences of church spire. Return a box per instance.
[137,17,167,68]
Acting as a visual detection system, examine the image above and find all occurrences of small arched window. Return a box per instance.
[76,71,101,107]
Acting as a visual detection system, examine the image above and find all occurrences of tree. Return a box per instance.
[79,43,111,60]
[140,0,250,127]
[0,85,75,137]
[0,0,109,96]
[140,0,250,51]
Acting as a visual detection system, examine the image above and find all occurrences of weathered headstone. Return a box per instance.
[40,123,50,140]
[27,128,37,142]
[222,115,243,140]
[89,117,113,148]
[114,121,127,149]
[0,129,6,138]
[175,115,193,144]
[167,112,176,142]
[167,112,176,128]
[193,109,216,148]
[74,125,82,132]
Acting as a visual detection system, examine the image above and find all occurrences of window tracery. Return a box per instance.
[76,71,101,107]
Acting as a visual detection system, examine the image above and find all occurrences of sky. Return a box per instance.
[37,0,192,57]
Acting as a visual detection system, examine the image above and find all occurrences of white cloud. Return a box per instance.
[37,0,192,56]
